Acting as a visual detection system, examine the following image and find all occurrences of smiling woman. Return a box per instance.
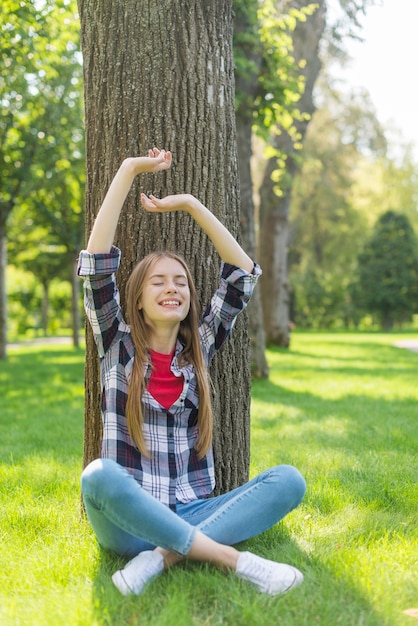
[77,148,307,598]
[135,255,191,338]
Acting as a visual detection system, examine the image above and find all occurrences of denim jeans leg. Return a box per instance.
[177,465,306,546]
[81,458,197,558]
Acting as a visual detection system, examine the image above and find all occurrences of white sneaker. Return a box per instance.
[236,551,303,596]
[112,550,164,596]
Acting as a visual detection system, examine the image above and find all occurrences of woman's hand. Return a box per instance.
[86,149,171,254]
[141,192,253,272]
[141,193,196,213]
[125,148,172,175]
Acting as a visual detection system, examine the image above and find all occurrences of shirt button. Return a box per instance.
[168,432,174,438]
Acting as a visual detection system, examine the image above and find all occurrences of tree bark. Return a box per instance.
[259,0,326,346]
[237,123,269,377]
[234,0,269,379]
[78,0,251,493]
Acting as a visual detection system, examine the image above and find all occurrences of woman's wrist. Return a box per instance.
[121,157,146,177]
[186,196,206,217]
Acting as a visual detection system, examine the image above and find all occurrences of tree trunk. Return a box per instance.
[69,257,80,349]
[41,281,48,336]
[237,122,269,377]
[78,0,251,493]
[0,224,7,360]
[382,311,394,333]
[260,0,326,346]
[259,151,293,346]
[234,0,269,379]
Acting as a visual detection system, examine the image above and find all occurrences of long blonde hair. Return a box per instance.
[125,251,213,459]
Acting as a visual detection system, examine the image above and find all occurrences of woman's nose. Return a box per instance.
[165,281,177,293]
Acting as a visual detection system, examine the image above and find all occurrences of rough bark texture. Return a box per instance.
[234,2,269,379]
[77,0,252,493]
[260,0,326,346]
[237,123,269,378]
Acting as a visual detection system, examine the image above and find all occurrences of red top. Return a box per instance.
[147,349,184,409]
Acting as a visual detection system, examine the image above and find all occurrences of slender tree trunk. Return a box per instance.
[260,0,326,346]
[382,313,394,332]
[78,0,251,493]
[236,120,269,377]
[41,281,48,336]
[259,149,294,346]
[0,224,7,360]
[234,0,269,378]
[69,257,80,349]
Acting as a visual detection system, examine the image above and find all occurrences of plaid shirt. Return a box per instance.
[78,246,261,510]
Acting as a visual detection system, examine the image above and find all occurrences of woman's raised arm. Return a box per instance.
[86,148,172,254]
[140,193,254,273]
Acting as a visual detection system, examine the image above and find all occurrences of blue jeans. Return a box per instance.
[81,458,306,558]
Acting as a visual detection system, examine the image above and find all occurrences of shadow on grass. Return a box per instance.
[251,343,417,526]
[252,397,417,519]
[3,342,413,624]
[90,533,391,626]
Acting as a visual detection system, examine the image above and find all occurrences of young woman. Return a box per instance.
[78,148,306,597]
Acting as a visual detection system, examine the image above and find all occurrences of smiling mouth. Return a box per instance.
[160,300,180,307]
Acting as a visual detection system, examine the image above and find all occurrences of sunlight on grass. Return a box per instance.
[1,335,417,625]
[251,333,417,626]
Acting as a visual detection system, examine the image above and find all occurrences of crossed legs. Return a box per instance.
[81,458,306,595]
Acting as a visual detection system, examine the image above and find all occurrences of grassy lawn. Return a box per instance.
[1,333,417,625]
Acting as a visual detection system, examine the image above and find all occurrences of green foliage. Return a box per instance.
[291,268,353,329]
[354,211,418,330]
[1,0,84,224]
[352,150,418,234]
[1,336,417,625]
[1,0,85,345]
[288,99,370,328]
[6,264,74,340]
[6,265,42,336]
[233,0,317,139]
[287,78,418,330]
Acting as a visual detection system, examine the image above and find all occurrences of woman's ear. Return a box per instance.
[137,300,142,311]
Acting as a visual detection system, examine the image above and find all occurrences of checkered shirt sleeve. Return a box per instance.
[199,261,262,364]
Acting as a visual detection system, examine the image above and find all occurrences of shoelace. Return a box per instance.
[119,570,135,595]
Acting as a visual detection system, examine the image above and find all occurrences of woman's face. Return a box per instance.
[139,257,191,328]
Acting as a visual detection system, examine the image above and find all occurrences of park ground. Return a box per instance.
[0,331,417,626]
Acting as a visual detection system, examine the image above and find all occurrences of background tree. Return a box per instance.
[259,0,326,347]
[26,166,85,348]
[9,141,85,346]
[233,0,268,378]
[11,242,69,335]
[258,0,376,347]
[288,80,386,328]
[78,0,253,492]
[354,211,418,331]
[352,147,418,234]
[1,0,84,357]
[1,0,40,358]
[22,250,66,335]
[233,0,311,376]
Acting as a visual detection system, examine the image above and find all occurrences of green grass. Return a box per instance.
[1,334,417,625]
